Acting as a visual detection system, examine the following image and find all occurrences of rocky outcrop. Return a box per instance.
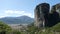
[34,3,50,28]
[34,3,60,28]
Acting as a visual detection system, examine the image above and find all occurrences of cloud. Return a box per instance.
[0,16,6,18]
[5,10,25,14]
[23,13,33,17]
[0,10,34,18]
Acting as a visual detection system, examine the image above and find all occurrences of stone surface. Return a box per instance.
[34,3,50,28]
[34,3,60,28]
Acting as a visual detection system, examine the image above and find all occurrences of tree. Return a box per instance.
[0,21,12,34]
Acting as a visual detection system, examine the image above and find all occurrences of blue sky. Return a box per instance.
[0,0,60,18]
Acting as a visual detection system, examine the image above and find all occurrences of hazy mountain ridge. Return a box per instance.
[0,16,34,24]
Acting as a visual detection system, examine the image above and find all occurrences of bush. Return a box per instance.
[0,21,12,34]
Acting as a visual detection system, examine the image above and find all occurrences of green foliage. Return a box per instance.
[40,23,60,34]
[12,30,21,34]
[25,22,60,34]
[51,23,60,32]
[27,26,38,34]
[0,21,12,34]
[0,22,59,34]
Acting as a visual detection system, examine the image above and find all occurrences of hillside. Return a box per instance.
[0,16,34,24]
[24,23,60,34]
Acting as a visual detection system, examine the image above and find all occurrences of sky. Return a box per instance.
[0,0,60,18]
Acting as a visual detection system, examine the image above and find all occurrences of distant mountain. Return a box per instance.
[0,16,34,24]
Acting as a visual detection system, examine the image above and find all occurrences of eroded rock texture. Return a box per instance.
[48,5,59,27]
[34,3,50,28]
[34,3,60,28]
[54,3,60,22]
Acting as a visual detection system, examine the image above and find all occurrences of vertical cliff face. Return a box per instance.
[34,6,41,28]
[54,3,60,22]
[34,3,60,28]
[48,4,60,27]
[34,3,50,28]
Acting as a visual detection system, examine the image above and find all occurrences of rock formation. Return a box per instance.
[34,3,60,28]
[34,3,50,28]
[48,5,59,27]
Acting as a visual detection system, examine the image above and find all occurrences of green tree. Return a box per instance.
[12,30,21,34]
[0,21,12,34]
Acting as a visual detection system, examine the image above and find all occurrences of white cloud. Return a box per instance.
[0,16,6,18]
[23,13,33,17]
[5,10,25,14]
[0,10,34,18]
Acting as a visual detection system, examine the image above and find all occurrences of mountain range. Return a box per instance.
[0,16,34,24]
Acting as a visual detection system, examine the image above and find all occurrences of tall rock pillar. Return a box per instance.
[34,3,50,28]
